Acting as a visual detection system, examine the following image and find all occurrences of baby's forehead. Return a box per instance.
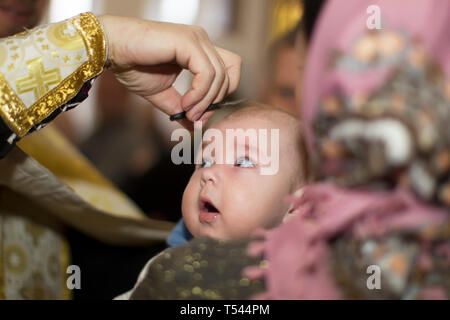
[209,107,294,132]
[205,109,301,162]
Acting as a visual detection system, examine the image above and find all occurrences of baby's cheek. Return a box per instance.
[181,180,198,221]
[254,194,289,228]
[226,205,266,233]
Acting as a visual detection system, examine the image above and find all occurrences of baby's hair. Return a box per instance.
[203,99,252,128]
[205,100,296,128]
[205,100,308,189]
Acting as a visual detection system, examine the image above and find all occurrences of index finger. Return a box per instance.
[215,47,242,95]
[178,43,216,113]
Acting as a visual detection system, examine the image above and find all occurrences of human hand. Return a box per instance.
[98,15,242,127]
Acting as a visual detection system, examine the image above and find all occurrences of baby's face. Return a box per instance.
[182,116,300,241]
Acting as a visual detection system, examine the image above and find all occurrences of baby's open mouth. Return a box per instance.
[204,201,219,213]
[199,199,220,223]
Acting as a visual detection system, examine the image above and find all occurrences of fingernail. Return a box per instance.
[184,104,194,112]
[188,111,201,122]
[181,100,192,113]
[195,112,203,121]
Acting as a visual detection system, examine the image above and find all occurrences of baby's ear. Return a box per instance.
[288,205,296,214]
[282,188,303,222]
[287,202,299,215]
[283,203,299,223]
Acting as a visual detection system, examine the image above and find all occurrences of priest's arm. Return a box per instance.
[0,13,242,159]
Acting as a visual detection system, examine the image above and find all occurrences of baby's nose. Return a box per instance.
[200,165,221,186]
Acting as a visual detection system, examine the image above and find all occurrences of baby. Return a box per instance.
[117,103,306,299]
[169,102,307,244]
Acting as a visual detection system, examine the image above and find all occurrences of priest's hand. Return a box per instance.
[98,15,242,127]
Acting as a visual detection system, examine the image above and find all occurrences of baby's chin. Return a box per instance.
[193,227,224,240]
[190,225,235,242]
[194,227,251,242]
[183,215,216,238]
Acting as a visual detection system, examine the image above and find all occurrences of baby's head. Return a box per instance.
[182,102,307,241]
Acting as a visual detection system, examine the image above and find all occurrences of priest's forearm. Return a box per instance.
[0,12,106,158]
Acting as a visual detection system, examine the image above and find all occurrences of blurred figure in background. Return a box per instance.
[261,0,306,117]
[262,28,303,116]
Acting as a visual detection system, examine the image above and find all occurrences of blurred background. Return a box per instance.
[41,0,304,299]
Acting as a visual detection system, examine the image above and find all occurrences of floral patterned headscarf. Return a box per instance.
[303,0,450,204]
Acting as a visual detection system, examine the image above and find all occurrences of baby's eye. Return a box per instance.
[235,157,255,168]
[200,158,214,169]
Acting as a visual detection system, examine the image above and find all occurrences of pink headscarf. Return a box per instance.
[244,0,450,300]
[302,0,450,150]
